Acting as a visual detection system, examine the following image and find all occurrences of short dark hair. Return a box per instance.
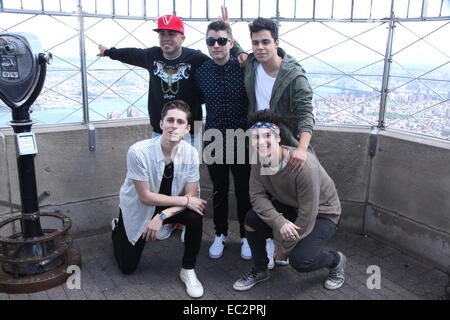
[161,100,191,122]
[249,17,278,41]
[207,20,233,38]
[247,109,283,132]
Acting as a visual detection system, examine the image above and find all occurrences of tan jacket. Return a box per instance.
[249,147,341,259]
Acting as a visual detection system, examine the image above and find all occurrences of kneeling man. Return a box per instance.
[233,110,346,291]
[112,100,207,298]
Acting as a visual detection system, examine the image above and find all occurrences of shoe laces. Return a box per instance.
[214,235,226,244]
[242,269,258,282]
[329,267,344,280]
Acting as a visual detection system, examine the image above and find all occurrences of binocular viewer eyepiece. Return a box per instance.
[0,33,51,116]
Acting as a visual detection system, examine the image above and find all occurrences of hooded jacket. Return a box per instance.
[244,48,314,147]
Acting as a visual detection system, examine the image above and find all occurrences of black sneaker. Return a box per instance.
[233,269,270,291]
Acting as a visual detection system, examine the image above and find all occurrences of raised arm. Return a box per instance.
[97,44,150,69]
[219,5,248,66]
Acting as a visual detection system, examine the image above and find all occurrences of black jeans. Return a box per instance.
[245,202,339,272]
[207,163,251,238]
[112,209,203,274]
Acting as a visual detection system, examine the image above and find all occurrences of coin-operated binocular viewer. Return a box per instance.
[0,33,80,293]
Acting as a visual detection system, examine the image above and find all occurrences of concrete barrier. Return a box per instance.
[0,121,448,270]
[367,130,450,270]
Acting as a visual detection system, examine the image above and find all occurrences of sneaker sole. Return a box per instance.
[233,274,270,291]
[240,254,252,260]
[275,259,290,266]
[209,252,224,259]
[324,279,345,290]
[180,276,204,298]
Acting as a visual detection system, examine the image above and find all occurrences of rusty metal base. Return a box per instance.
[0,246,81,294]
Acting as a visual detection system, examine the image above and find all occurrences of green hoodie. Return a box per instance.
[244,48,314,147]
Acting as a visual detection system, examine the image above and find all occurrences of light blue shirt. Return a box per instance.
[119,136,200,244]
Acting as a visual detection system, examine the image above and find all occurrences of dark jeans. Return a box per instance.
[112,209,203,274]
[207,163,251,238]
[244,202,339,272]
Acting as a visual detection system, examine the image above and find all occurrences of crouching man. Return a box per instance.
[112,100,207,298]
[233,110,346,292]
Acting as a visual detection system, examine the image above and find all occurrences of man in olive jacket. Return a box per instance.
[244,17,314,172]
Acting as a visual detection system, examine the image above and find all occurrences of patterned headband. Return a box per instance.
[250,122,281,136]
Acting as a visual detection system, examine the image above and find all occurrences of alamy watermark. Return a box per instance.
[66,265,81,290]
[366,265,381,290]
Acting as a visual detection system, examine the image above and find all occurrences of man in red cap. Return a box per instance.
[98,14,246,241]
[98,15,207,138]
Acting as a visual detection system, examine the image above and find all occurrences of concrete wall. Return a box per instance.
[0,121,449,270]
[311,126,372,232]
[367,130,450,270]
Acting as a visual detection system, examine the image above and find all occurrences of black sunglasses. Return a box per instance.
[205,37,231,46]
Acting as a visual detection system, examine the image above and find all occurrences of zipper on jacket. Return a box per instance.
[290,83,294,112]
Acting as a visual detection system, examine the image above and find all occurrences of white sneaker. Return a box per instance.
[209,234,228,259]
[111,218,118,231]
[240,238,252,260]
[180,268,204,298]
[180,225,186,243]
[266,238,275,270]
[275,258,290,266]
[156,223,176,240]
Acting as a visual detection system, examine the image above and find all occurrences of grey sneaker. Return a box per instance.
[233,269,270,291]
[324,251,346,290]
[156,223,176,240]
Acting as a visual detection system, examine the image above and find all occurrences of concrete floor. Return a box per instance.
[0,217,448,301]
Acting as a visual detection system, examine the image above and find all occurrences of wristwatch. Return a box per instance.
[159,212,168,221]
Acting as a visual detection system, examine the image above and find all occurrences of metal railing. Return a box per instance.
[0,0,449,139]
[0,0,448,21]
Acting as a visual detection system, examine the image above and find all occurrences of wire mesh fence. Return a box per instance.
[0,0,449,139]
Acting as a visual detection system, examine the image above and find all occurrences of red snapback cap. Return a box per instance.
[153,15,184,34]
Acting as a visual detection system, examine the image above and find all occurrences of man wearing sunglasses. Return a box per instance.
[195,21,254,263]
[98,14,246,241]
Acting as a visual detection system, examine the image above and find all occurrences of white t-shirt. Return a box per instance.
[255,63,276,111]
[119,136,200,245]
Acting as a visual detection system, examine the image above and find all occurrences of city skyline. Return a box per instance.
[1,58,448,139]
